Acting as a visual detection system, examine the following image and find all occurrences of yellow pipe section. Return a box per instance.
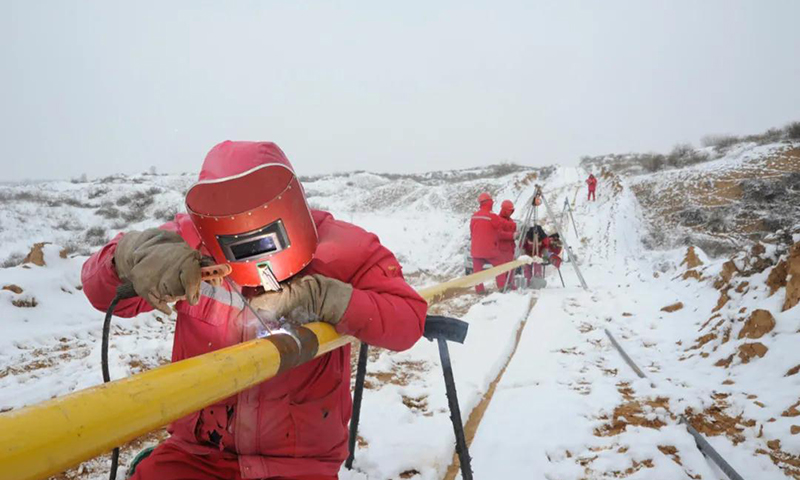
[0,258,532,480]
[417,257,535,303]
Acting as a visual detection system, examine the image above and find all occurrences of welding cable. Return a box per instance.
[102,283,137,480]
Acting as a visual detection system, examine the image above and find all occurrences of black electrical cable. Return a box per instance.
[103,283,137,480]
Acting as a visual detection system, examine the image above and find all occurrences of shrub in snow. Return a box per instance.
[786,121,800,140]
[153,206,179,222]
[95,204,121,219]
[701,134,742,151]
[88,187,109,199]
[1,252,25,268]
[84,226,108,247]
[54,218,84,232]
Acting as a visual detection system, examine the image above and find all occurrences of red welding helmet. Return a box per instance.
[478,192,492,205]
[185,141,318,289]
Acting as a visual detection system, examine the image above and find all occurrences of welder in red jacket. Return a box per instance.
[470,193,514,293]
[586,174,597,202]
[82,141,427,480]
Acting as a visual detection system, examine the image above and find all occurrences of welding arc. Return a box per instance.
[224,277,275,336]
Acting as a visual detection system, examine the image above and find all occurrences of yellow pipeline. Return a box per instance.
[0,258,532,480]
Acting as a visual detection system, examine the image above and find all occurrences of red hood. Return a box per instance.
[188,141,297,216]
[199,141,293,181]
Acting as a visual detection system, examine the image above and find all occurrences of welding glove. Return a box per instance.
[114,229,202,315]
[249,274,353,326]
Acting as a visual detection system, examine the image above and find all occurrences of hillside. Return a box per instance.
[581,131,800,256]
[1,137,799,479]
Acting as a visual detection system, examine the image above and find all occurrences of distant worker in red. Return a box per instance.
[497,200,517,289]
[82,141,427,480]
[586,174,598,202]
[470,193,514,293]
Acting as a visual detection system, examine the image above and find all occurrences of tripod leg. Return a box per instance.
[346,342,369,469]
[438,338,473,480]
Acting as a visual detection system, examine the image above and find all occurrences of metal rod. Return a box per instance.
[605,328,747,480]
[345,342,370,469]
[438,338,473,480]
[680,416,746,480]
[503,191,537,292]
[224,277,274,335]
[568,204,580,239]
[539,188,588,290]
[604,328,650,381]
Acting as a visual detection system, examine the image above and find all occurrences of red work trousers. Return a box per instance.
[588,188,596,201]
[473,256,508,293]
[130,442,338,480]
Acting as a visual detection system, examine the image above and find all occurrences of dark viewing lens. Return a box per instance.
[230,236,277,260]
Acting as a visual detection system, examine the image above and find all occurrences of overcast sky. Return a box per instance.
[1,1,799,181]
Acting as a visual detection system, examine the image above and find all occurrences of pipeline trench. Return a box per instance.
[442,295,538,480]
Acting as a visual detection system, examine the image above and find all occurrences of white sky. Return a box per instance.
[1,1,799,181]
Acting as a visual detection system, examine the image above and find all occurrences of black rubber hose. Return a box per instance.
[103,283,137,480]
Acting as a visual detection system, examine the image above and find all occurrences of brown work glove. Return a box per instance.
[114,229,202,315]
[249,274,353,326]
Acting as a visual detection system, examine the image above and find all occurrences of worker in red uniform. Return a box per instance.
[586,174,597,202]
[541,233,563,269]
[497,200,517,289]
[522,225,546,286]
[470,193,514,293]
[82,141,427,480]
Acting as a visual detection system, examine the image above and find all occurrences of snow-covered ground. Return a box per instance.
[1,151,799,479]
[468,170,800,479]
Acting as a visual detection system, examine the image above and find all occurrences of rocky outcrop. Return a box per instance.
[738,310,776,340]
[22,242,48,267]
[783,242,800,312]
[2,284,23,294]
[767,260,788,296]
[661,302,684,313]
[738,343,768,363]
[682,246,704,269]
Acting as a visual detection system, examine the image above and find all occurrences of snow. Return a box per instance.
[1,154,799,479]
[341,292,533,480]
[466,170,799,479]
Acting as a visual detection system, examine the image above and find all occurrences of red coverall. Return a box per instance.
[586,175,597,201]
[497,203,517,290]
[497,203,516,262]
[470,201,513,293]
[82,166,427,479]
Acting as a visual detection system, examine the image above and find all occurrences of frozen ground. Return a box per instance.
[1,150,799,479]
